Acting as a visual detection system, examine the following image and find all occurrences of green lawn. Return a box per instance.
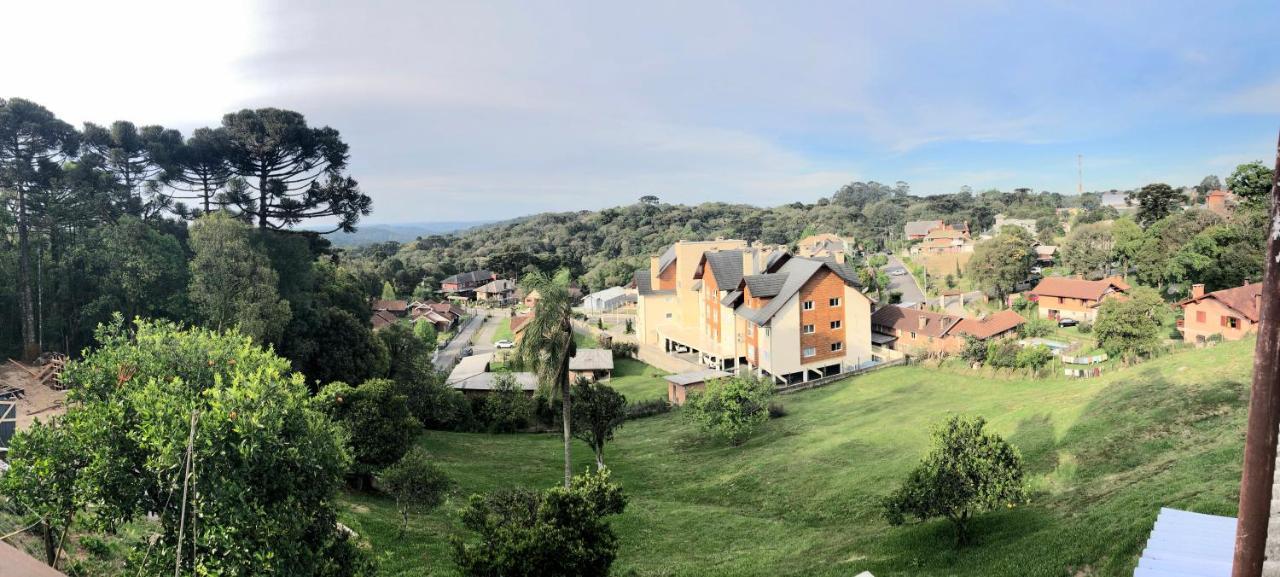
[492,318,513,343]
[606,357,669,402]
[340,338,1255,577]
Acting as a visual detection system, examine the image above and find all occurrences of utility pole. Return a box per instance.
[1232,130,1280,577]
[1077,154,1083,195]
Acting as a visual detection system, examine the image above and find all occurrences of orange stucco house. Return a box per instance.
[1028,276,1129,323]
[1177,282,1262,343]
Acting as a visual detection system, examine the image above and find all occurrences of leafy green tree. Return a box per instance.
[1059,222,1114,278]
[883,415,1026,547]
[220,108,372,231]
[36,318,368,576]
[1196,174,1222,196]
[479,372,535,432]
[968,229,1034,300]
[517,269,578,487]
[188,211,291,344]
[1128,183,1185,227]
[571,379,628,470]
[381,280,397,300]
[1015,345,1053,373]
[0,97,79,360]
[452,470,628,577]
[378,446,453,538]
[1094,286,1165,361]
[685,375,774,445]
[414,317,438,345]
[378,321,435,386]
[318,379,422,486]
[1168,224,1264,291]
[74,216,189,325]
[959,335,987,364]
[1110,217,1147,277]
[1226,161,1274,206]
[0,420,84,566]
[299,307,390,387]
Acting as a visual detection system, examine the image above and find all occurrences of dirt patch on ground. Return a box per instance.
[2,362,68,430]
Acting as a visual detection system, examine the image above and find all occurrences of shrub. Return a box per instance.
[1077,320,1093,334]
[452,470,628,577]
[624,319,634,334]
[984,340,1020,369]
[1015,344,1053,372]
[625,398,671,420]
[767,401,788,419]
[610,342,638,358]
[960,335,987,364]
[478,373,534,433]
[1020,317,1053,338]
[318,379,423,485]
[883,415,1027,547]
[684,375,774,445]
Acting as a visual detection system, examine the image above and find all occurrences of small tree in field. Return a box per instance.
[381,280,397,301]
[684,375,774,445]
[378,447,453,538]
[318,379,422,487]
[452,469,628,577]
[414,319,438,347]
[883,415,1026,547]
[571,378,628,470]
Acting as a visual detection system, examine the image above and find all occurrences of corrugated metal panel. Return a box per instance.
[1134,508,1234,577]
[0,401,14,451]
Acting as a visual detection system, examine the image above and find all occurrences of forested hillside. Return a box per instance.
[352,184,1097,297]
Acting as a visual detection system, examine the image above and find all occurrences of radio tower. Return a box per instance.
[1077,154,1083,195]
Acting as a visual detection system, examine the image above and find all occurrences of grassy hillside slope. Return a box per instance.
[340,339,1254,577]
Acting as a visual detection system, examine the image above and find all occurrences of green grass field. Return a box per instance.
[606,357,669,402]
[340,338,1255,577]
[492,318,513,343]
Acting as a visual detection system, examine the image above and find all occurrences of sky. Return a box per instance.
[3,0,1280,223]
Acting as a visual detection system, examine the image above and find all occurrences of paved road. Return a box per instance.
[434,311,485,371]
[882,256,926,305]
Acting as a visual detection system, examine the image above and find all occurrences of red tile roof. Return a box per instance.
[1179,282,1262,322]
[871,305,964,338]
[509,313,534,335]
[372,299,408,312]
[370,310,399,329]
[953,310,1026,339]
[1029,277,1128,302]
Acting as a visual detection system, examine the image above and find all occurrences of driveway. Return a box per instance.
[882,256,926,305]
[434,311,485,371]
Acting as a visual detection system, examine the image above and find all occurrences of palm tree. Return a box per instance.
[516,269,577,487]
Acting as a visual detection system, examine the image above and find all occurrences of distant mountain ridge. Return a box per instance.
[322,220,497,247]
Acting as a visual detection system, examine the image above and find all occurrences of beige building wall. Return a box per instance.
[842,284,874,367]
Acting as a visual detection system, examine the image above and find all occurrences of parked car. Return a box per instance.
[461,346,474,357]
[1030,266,1043,274]
[889,268,907,276]
[1057,318,1079,328]
[494,339,515,349]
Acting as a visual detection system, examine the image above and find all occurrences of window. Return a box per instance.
[829,297,841,307]
[803,324,815,334]
[830,320,842,329]
[1057,296,1064,304]
[747,324,754,336]
[910,331,917,339]
[1223,316,1240,329]
[665,313,672,319]
[1196,311,1206,323]
[831,342,843,352]
[802,300,815,310]
[802,346,816,358]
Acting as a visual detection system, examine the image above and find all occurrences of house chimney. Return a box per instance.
[1191,283,1205,299]
[918,315,928,330]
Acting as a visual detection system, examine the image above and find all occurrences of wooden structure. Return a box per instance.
[7,353,67,390]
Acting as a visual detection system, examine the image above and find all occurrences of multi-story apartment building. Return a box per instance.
[635,239,877,385]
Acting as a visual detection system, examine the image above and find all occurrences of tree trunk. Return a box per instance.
[561,377,572,488]
[16,185,39,361]
[594,448,604,471]
[42,521,55,566]
[258,172,269,228]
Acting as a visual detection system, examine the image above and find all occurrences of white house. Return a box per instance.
[580,286,636,313]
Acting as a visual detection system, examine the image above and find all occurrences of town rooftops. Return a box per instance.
[582,286,631,302]
[509,313,534,335]
[733,257,861,326]
[370,310,399,330]
[477,279,516,294]
[743,273,788,298]
[1034,245,1057,259]
[905,220,945,237]
[1029,276,1129,303]
[372,299,407,312]
[447,353,494,384]
[442,270,494,285]
[656,245,678,274]
[664,368,732,386]
[633,269,673,296]
[953,310,1026,339]
[1179,282,1262,322]
[696,250,747,291]
[871,304,964,338]
[569,349,614,371]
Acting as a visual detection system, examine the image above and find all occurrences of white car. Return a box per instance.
[494,340,516,349]
[889,268,907,276]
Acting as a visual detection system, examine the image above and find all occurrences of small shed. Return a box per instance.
[665,369,731,406]
[580,286,637,313]
[569,349,615,382]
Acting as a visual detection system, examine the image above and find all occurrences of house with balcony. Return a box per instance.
[440,269,496,298]
[634,239,878,385]
[1177,282,1262,343]
[1028,276,1129,323]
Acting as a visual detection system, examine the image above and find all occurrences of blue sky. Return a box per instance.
[4,1,1279,222]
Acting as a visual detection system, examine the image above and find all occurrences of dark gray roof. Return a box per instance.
[905,220,943,237]
[720,290,743,307]
[657,245,678,275]
[736,258,860,326]
[702,250,745,291]
[743,273,787,298]
[634,269,671,296]
[664,369,732,386]
[829,262,860,285]
[442,269,494,285]
[764,251,791,272]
